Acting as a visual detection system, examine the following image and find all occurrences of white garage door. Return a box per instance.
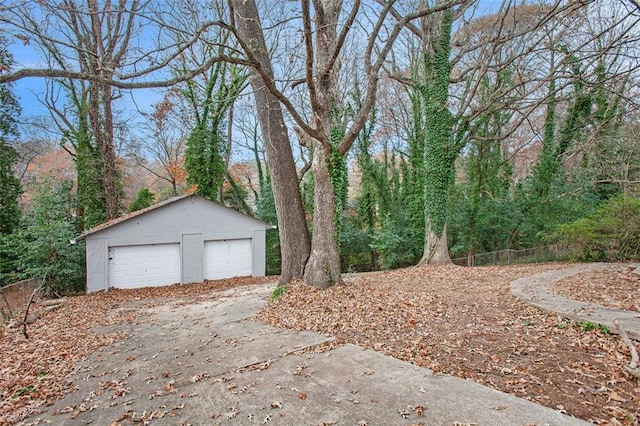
[203,239,252,280]
[109,244,181,289]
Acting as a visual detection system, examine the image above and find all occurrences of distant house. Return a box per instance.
[76,194,269,293]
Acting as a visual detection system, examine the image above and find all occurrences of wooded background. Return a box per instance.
[1,0,639,294]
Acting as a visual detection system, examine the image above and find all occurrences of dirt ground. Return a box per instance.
[1,263,639,425]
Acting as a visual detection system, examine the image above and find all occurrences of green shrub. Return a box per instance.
[553,196,640,261]
[128,188,155,213]
[339,211,373,272]
[1,179,86,295]
[271,285,288,300]
[370,214,415,270]
[264,228,281,275]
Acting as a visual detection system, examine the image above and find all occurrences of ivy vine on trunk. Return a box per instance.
[417,4,458,266]
[184,60,247,201]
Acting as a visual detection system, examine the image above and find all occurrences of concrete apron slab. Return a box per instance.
[24,285,332,425]
[511,263,640,340]
[195,344,588,425]
[24,283,588,426]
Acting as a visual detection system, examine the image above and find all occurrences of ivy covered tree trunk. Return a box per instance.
[0,35,21,235]
[354,118,380,269]
[185,125,226,201]
[87,80,121,220]
[531,55,594,199]
[520,48,625,245]
[75,109,107,230]
[330,115,349,237]
[183,55,246,202]
[419,129,456,266]
[417,3,456,266]
[404,89,427,261]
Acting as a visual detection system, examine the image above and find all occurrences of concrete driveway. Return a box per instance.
[22,283,588,425]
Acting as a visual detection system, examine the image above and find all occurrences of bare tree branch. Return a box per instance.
[0,53,253,88]
[301,0,320,126]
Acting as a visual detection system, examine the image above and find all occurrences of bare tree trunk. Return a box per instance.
[232,0,311,284]
[303,144,343,288]
[419,222,452,265]
[300,0,344,289]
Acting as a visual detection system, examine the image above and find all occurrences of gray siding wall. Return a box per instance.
[252,230,266,277]
[84,196,267,292]
[90,196,264,245]
[86,238,108,293]
[182,233,204,283]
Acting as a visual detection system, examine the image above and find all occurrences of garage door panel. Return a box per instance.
[204,239,252,280]
[109,244,181,289]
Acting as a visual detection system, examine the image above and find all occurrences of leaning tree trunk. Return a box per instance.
[251,76,311,284]
[303,144,343,289]
[233,0,311,284]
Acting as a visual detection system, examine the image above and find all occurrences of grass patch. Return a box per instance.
[271,285,288,300]
[12,385,36,398]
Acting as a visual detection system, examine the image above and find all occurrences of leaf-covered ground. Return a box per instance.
[258,263,640,425]
[553,266,640,313]
[0,276,273,425]
[2,265,639,425]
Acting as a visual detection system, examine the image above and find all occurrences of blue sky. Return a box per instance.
[9,0,507,113]
[12,44,47,118]
[11,42,164,127]
[8,0,509,143]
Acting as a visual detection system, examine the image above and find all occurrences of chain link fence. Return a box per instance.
[452,245,572,267]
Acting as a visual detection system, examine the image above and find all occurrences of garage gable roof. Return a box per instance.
[75,194,269,241]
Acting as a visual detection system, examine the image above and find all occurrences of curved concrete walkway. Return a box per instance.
[511,262,640,340]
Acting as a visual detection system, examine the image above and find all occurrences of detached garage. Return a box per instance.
[76,194,269,293]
